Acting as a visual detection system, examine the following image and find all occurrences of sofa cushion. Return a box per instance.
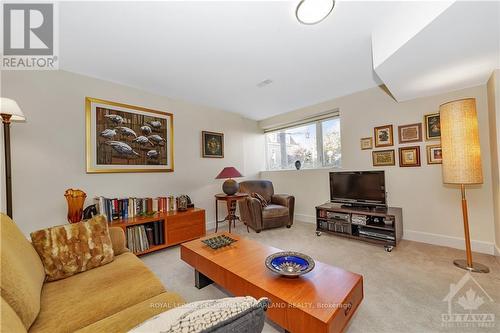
[128,296,266,333]
[0,214,45,330]
[75,292,185,333]
[30,215,114,281]
[29,252,166,333]
[262,204,289,219]
[1,297,28,333]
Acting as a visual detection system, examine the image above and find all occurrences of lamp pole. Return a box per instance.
[1,113,13,218]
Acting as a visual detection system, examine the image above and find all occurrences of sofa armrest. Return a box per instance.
[109,227,129,255]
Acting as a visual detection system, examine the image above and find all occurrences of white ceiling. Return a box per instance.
[59,1,500,120]
[373,1,500,102]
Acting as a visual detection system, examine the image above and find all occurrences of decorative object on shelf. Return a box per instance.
[398,146,421,167]
[426,145,442,164]
[295,0,335,25]
[202,131,224,158]
[176,195,189,211]
[440,98,488,273]
[398,123,422,144]
[424,112,441,140]
[265,251,315,278]
[360,137,373,150]
[294,160,302,170]
[86,97,173,173]
[372,149,395,166]
[83,204,98,220]
[64,189,87,223]
[216,167,243,195]
[202,235,237,249]
[1,98,25,218]
[374,124,394,147]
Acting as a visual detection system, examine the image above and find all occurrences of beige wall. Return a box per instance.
[487,69,500,255]
[260,84,496,254]
[1,70,265,235]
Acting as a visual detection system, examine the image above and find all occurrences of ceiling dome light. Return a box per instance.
[296,0,335,25]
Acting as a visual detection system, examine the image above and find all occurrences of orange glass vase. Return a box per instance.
[64,189,87,223]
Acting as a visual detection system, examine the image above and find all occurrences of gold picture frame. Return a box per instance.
[374,125,394,147]
[360,137,373,150]
[202,131,224,158]
[399,146,421,167]
[424,113,441,141]
[398,123,422,144]
[426,144,442,164]
[372,150,395,166]
[86,97,174,173]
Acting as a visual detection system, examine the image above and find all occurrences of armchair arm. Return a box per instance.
[271,194,294,207]
[109,227,129,255]
[271,194,295,226]
[246,197,264,232]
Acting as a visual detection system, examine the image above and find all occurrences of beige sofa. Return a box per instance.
[0,214,184,333]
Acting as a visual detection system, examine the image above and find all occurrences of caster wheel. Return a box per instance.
[256,230,261,233]
[316,231,322,236]
[384,245,393,252]
[286,225,291,229]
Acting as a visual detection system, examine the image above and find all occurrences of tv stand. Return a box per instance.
[316,203,403,251]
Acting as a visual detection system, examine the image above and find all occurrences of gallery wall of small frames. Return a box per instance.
[361,112,442,167]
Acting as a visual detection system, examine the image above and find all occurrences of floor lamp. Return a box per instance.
[440,98,489,273]
[1,98,25,218]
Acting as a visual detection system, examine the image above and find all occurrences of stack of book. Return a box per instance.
[126,221,165,253]
[95,196,177,222]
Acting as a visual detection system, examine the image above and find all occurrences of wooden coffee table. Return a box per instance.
[180,233,363,333]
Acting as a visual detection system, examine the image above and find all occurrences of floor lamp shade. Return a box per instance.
[1,98,25,121]
[440,98,483,185]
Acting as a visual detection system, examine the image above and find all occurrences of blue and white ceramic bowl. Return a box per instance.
[265,251,315,278]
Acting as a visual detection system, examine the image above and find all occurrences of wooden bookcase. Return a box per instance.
[109,207,206,256]
[315,203,403,251]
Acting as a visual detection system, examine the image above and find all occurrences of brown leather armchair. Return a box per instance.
[238,180,295,233]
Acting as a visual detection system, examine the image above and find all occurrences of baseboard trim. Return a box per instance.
[294,213,495,255]
[295,213,316,224]
[403,230,495,255]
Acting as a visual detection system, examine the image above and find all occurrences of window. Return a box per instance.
[265,116,341,170]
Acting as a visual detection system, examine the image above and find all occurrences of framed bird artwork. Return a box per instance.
[85,97,174,173]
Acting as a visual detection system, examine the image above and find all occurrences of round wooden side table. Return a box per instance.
[215,193,249,233]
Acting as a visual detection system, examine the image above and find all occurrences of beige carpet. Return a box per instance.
[141,221,500,333]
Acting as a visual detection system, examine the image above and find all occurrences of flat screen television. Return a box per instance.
[330,171,386,208]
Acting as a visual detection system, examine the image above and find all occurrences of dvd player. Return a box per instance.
[358,229,395,241]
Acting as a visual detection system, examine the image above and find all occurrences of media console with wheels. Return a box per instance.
[315,203,403,252]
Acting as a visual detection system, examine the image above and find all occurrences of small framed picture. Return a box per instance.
[399,146,421,167]
[372,150,395,166]
[424,113,441,140]
[374,125,394,147]
[360,137,373,150]
[202,131,224,158]
[398,123,422,144]
[426,145,442,164]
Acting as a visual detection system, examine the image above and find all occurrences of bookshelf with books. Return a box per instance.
[95,196,205,256]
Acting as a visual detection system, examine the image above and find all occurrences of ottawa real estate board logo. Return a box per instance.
[2,2,58,70]
[441,273,495,329]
